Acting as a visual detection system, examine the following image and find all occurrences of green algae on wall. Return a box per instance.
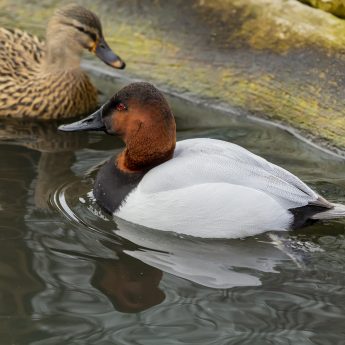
[195,0,345,51]
[300,0,345,18]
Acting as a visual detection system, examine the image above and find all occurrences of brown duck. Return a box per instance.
[0,4,125,120]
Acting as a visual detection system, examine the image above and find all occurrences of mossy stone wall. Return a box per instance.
[0,0,344,154]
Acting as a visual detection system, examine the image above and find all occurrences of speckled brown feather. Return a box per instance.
[0,26,98,119]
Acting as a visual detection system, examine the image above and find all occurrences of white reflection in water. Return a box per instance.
[114,218,297,289]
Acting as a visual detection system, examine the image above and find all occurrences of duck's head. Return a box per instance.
[59,82,176,171]
[46,4,125,69]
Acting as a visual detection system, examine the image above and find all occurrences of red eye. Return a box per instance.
[116,103,127,111]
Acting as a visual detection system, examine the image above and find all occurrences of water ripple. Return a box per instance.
[1,81,345,344]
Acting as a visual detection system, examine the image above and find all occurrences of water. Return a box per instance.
[1,72,345,345]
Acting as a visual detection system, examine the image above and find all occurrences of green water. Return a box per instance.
[0,72,345,345]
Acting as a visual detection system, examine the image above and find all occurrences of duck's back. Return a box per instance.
[136,138,321,209]
[0,28,97,119]
[0,28,44,79]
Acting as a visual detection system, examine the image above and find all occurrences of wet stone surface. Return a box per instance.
[0,0,345,153]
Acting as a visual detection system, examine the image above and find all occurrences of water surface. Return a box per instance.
[0,73,345,345]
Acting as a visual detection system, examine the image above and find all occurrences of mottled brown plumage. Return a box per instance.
[0,5,125,120]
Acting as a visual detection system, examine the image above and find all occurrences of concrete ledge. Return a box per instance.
[1,0,344,155]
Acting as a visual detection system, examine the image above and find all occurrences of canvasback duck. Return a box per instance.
[59,82,345,238]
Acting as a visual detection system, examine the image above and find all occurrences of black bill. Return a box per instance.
[58,107,105,132]
[95,37,126,69]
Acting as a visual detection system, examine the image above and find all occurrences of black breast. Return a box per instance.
[93,157,145,214]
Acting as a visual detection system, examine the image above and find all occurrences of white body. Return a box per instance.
[114,138,325,238]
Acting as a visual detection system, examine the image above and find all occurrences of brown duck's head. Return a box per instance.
[46,4,125,69]
[59,82,176,171]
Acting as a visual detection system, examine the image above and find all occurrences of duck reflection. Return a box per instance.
[110,218,296,289]
[0,118,86,210]
[0,119,88,330]
[91,251,165,313]
[51,184,167,313]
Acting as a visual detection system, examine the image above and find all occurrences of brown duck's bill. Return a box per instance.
[96,37,126,69]
[58,107,105,132]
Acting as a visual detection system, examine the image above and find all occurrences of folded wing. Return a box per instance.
[140,138,324,209]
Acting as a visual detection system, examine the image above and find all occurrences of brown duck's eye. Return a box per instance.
[76,26,86,32]
[75,26,97,41]
[116,103,127,111]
